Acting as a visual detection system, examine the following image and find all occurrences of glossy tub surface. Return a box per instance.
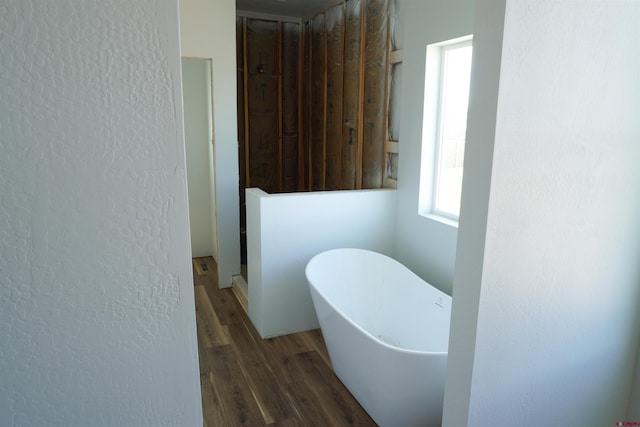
[306,248,452,427]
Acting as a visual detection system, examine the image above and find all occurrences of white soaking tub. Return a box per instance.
[305,248,452,427]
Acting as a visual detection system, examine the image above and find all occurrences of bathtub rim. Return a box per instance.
[305,248,450,357]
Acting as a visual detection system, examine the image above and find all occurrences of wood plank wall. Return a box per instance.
[237,0,399,226]
[246,19,280,194]
[282,23,301,192]
[310,15,326,191]
[361,0,389,189]
[237,16,246,229]
[386,0,402,188]
[342,0,362,190]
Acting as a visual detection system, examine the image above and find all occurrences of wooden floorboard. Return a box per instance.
[192,256,376,426]
[195,285,230,348]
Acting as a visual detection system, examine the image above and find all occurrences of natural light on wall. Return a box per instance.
[419,36,473,222]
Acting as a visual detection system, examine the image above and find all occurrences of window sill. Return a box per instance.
[420,212,459,229]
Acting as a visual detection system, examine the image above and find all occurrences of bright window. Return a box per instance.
[420,36,473,222]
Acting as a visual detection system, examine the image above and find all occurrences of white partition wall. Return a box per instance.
[246,188,397,338]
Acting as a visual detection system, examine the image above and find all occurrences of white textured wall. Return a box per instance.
[246,189,398,338]
[395,0,475,295]
[0,1,202,426]
[446,0,640,425]
[180,0,241,287]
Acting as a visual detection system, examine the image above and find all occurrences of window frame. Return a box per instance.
[419,35,473,224]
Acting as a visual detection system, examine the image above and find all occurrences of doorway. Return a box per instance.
[182,57,218,261]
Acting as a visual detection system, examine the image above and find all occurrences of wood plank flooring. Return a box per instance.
[192,257,376,426]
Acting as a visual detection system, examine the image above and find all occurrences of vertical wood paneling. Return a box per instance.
[243,21,251,188]
[310,15,326,191]
[341,0,363,190]
[277,23,284,192]
[237,17,247,229]
[356,0,367,189]
[384,0,398,186]
[386,62,401,182]
[298,23,307,191]
[237,0,395,197]
[361,0,388,189]
[282,22,301,192]
[324,5,345,190]
[302,21,312,191]
[247,19,279,194]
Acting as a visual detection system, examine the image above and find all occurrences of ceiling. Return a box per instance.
[236,0,335,18]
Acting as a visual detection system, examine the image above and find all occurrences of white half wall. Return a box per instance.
[180,0,241,287]
[445,0,640,425]
[394,0,475,296]
[0,1,202,425]
[246,188,397,338]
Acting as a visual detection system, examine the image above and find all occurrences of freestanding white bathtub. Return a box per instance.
[305,248,452,427]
